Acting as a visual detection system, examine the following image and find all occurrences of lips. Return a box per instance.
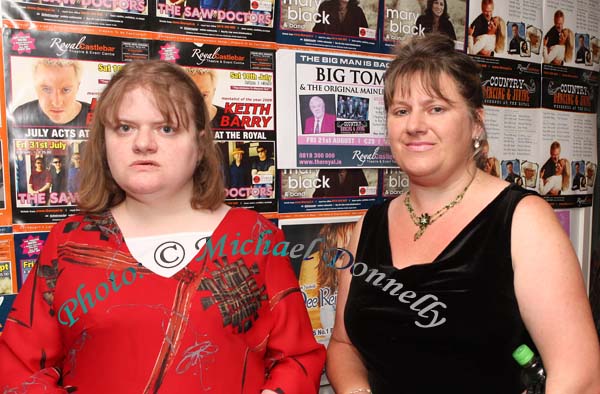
[405,142,435,152]
[131,160,159,167]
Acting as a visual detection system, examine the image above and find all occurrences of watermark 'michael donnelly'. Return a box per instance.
[193,229,346,265]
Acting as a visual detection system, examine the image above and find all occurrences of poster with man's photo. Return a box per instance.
[538,71,598,207]
[382,0,467,53]
[152,0,275,41]
[151,41,275,139]
[276,0,379,52]
[467,0,542,64]
[541,0,600,74]
[217,140,277,214]
[2,0,149,30]
[3,28,151,223]
[276,49,394,168]
[278,168,379,215]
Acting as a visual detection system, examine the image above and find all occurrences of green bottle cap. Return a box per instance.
[512,344,535,366]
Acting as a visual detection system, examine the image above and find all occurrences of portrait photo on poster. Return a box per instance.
[9,58,92,129]
[574,33,592,65]
[299,94,337,135]
[521,161,539,191]
[527,25,542,55]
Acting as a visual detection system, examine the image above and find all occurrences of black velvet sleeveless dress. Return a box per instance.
[345,184,537,393]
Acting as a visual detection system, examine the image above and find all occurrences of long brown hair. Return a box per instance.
[317,222,357,289]
[78,60,224,212]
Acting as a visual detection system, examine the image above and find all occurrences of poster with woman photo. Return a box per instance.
[277,0,379,52]
[382,0,467,53]
[467,0,542,64]
[279,216,360,393]
[542,2,600,72]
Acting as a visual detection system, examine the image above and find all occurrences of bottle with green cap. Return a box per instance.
[512,344,546,394]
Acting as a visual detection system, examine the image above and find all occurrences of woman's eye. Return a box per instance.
[118,124,131,132]
[394,108,409,116]
[160,126,175,134]
[431,106,445,113]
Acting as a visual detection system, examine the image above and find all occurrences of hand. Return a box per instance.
[480,49,492,56]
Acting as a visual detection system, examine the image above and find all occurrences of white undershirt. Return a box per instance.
[126,231,211,278]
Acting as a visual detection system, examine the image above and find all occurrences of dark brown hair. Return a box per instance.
[78,60,224,212]
[384,33,486,154]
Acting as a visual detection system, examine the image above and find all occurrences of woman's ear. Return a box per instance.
[472,108,485,139]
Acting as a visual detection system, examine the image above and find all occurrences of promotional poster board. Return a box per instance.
[540,68,598,207]
[467,0,543,64]
[277,0,379,52]
[3,28,150,223]
[382,0,467,53]
[541,0,600,73]
[276,49,394,168]
[14,231,48,290]
[278,168,379,215]
[153,0,275,41]
[2,0,149,30]
[153,40,277,213]
[279,215,360,392]
[0,233,16,297]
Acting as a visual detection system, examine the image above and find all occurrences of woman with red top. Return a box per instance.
[0,60,325,394]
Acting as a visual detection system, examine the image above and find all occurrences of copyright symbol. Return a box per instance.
[154,241,185,268]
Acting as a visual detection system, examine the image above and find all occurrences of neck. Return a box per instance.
[407,164,479,214]
[112,183,212,235]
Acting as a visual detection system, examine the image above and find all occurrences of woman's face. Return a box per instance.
[488,17,498,34]
[432,0,444,17]
[559,30,568,45]
[386,73,481,183]
[105,86,200,202]
[530,33,539,46]
[555,161,563,175]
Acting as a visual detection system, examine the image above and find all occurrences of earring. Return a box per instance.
[473,137,481,150]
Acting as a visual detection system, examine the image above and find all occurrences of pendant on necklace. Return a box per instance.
[418,213,430,226]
